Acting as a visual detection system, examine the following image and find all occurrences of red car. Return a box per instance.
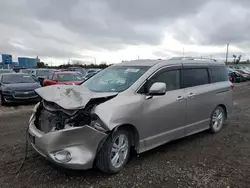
[43,71,84,86]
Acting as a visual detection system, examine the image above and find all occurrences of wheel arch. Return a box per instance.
[112,124,140,152]
[217,104,227,119]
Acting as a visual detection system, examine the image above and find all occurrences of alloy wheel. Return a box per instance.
[212,108,224,132]
[110,134,129,168]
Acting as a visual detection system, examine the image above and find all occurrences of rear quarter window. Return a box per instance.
[210,66,228,83]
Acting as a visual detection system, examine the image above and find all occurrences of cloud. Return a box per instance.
[0,0,250,63]
[171,0,250,46]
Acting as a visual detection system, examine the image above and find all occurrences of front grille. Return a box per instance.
[36,108,70,133]
[13,91,37,99]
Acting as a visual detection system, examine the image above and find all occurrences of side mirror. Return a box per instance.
[148,82,167,96]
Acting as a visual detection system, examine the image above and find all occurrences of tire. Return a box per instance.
[210,106,225,133]
[96,129,131,174]
[0,94,6,106]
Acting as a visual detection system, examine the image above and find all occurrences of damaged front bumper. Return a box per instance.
[28,115,107,170]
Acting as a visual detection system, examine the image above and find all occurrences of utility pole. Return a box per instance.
[182,48,184,57]
[225,43,229,64]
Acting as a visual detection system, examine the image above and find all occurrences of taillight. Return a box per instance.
[231,83,235,89]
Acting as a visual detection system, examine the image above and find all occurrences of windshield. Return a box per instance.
[58,73,83,81]
[2,74,36,84]
[84,66,149,92]
[37,70,52,77]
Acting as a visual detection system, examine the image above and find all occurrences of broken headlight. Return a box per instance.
[29,102,41,123]
[90,116,108,132]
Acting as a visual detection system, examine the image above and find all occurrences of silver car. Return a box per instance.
[28,58,233,173]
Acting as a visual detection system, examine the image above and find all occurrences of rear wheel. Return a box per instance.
[210,106,225,133]
[96,129,131,174]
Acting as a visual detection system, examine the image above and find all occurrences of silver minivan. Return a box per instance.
[28,58,233,173]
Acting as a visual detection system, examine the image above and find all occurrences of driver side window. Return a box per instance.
[52,74,57,80]
[138,69,180,94]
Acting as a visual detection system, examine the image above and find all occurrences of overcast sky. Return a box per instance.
[0,0,250,65]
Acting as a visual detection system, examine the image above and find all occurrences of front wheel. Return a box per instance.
[0,94,6,106]
[210,106,225,133]
[96,129,131,174]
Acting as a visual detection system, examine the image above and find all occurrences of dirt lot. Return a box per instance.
[1,83,250,188]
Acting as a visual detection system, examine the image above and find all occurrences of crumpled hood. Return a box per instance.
[35,85,117,110]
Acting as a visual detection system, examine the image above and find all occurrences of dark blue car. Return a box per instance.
[0,73,41,105]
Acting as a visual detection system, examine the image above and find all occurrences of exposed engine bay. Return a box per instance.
[34,96,115,133]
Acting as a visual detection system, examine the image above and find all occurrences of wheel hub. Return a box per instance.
[212,109,224,131]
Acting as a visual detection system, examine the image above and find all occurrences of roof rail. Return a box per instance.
[169,56,217,62]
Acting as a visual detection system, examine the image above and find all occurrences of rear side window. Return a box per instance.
[52,74,57,80]
[210,66,229,83]
[182,68,209,88]
[48,74,53,80]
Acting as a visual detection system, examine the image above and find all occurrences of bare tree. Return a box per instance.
[233,54,237,63]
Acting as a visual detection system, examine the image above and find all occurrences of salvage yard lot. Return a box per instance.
[1,82,250,188]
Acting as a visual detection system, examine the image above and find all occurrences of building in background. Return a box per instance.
[2,54,12,64]
[18,57,40,68]
[0,54,13,69]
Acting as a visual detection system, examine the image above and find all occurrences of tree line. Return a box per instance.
[37,62,112,69]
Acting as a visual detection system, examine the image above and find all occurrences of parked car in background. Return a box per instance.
[0,73,41,105]
[232,70,248,82]
[235,70,250,80]
[43,71,84,86]
[29,58,233,173]
[67,67,87,76]
[0,69,14,74]
[83,69,102,80]
[84,71,98,80]
[20,69,32,74]
[31,69,54,86]
[240,66,250,71]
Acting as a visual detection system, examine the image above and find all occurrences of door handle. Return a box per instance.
[188,93,195,98]
[176,96,184,101]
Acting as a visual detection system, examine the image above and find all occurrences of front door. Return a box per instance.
[138,67,186,151]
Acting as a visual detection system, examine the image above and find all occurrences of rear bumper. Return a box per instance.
[28,116,107,170]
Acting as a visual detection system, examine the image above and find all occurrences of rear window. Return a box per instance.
[37,70,52,77]
[210,66,228,83]
[58,73,83,81]
[182,68,209,88]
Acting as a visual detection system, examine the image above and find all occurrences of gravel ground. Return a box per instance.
[0,104,34,116]
[1,83,250,188]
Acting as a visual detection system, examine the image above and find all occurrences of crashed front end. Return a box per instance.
[28,86,116,169]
